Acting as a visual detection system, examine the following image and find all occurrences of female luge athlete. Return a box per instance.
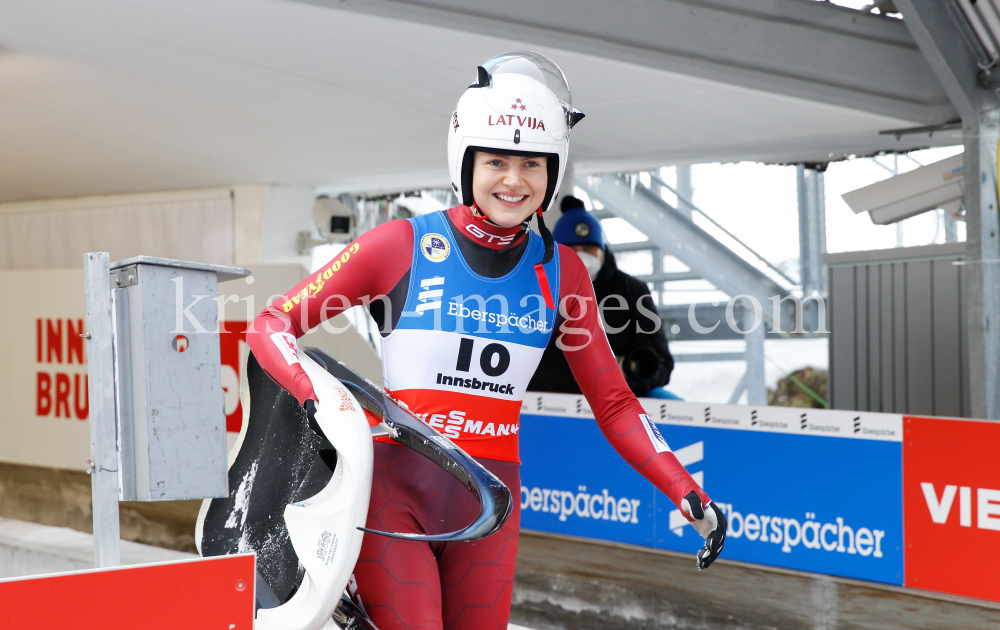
[247,51,726,630]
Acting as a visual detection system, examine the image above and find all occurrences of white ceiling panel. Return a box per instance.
[0,0,958,202]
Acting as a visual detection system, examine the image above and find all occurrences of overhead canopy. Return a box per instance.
[0,0,960,203]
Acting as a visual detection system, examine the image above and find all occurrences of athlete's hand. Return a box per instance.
[681,491,727,570]
[304,399,328,441]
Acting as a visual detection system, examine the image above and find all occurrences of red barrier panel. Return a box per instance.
[903,416,1000,601]
[0,554,255,629]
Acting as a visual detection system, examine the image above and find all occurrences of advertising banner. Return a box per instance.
[0,554,254,629]
[519,395,904,585]
[903,415,1000,601]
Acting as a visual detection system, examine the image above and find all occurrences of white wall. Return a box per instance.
[0,189,235,269]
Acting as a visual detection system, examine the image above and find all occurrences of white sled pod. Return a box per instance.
[256,351,374,630]
[197,348,374,630]
[199,346,512,630]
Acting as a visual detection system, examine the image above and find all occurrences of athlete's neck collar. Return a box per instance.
[448,205,527,251]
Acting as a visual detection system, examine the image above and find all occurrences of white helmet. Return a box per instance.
[448,51,584,214]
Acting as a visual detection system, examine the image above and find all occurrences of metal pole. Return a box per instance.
[797,165,825,297]
[895,0,1000,419]
[83,252,121,567]
[943,209,959,243]
[744,307,767,405]
[963,110,1000,419]
[815,170,828,295]
[651,245,663,307]
[676,165,694,219]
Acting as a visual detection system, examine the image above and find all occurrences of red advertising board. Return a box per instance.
[220,320,249,433]
[903,415,1000,601]
[0,554,254,629]
[33,317,248,432]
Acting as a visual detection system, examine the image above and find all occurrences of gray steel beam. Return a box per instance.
[676,166,694,220]
[728,371,749,405]
[963,110,1000,420]
[609,241,657,253]
[83,252,121,568]
[944,210,959,243]
[635,271,701,284]
[650,242,663,305]
[303,0,955,123]
[896,0,998,119]
[898,0,1000,419]
[580,174,794,330]
[797,165,827,297]
[673,352,747,363]
[744,307,767,405]
[660,304,744,341]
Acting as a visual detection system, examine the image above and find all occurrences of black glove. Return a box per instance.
[681,490,727,570]
[304,399,327,441]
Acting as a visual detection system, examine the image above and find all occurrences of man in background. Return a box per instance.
[529,196,675,397]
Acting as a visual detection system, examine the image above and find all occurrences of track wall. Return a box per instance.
[519,393,998,603]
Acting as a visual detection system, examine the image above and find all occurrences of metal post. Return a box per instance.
[676,165,694,219]
[964,110,1000,419]
[83,252,121,567]
[816,170,828,295]
[744,307,767,405]
[896,0,1000,418]
[651,245,663,307]
[797,165,826,297]
[943,209,959,243]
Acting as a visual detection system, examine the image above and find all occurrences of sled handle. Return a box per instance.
[303,348,513,542]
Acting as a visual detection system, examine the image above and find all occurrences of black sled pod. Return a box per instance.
[196,347,512,630]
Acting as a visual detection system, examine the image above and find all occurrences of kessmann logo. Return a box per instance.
[417,408,518,440]
[421,233,450,262]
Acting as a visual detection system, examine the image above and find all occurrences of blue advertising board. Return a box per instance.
[518,396,904,585]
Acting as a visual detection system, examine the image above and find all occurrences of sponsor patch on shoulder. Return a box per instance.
[640,413,672,454]
[421,233,450,262]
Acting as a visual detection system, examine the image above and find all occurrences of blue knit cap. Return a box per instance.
[552,204,604,249]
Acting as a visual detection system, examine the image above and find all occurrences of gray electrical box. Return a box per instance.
[109,256,249,501]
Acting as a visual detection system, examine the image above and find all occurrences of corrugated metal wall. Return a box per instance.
[827,243,969,417]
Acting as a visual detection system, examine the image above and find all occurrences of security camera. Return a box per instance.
[313,195,357,242]
[297,195,360,254]
[842,153,964,225]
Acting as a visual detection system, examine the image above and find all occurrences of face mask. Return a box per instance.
[577,250,603,280]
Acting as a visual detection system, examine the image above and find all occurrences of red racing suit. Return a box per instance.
[246,205,709,630]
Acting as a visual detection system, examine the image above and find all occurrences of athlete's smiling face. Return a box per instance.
[471,152,548,228]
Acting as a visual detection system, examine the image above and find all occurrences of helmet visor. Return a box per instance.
[481,51,572,108]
